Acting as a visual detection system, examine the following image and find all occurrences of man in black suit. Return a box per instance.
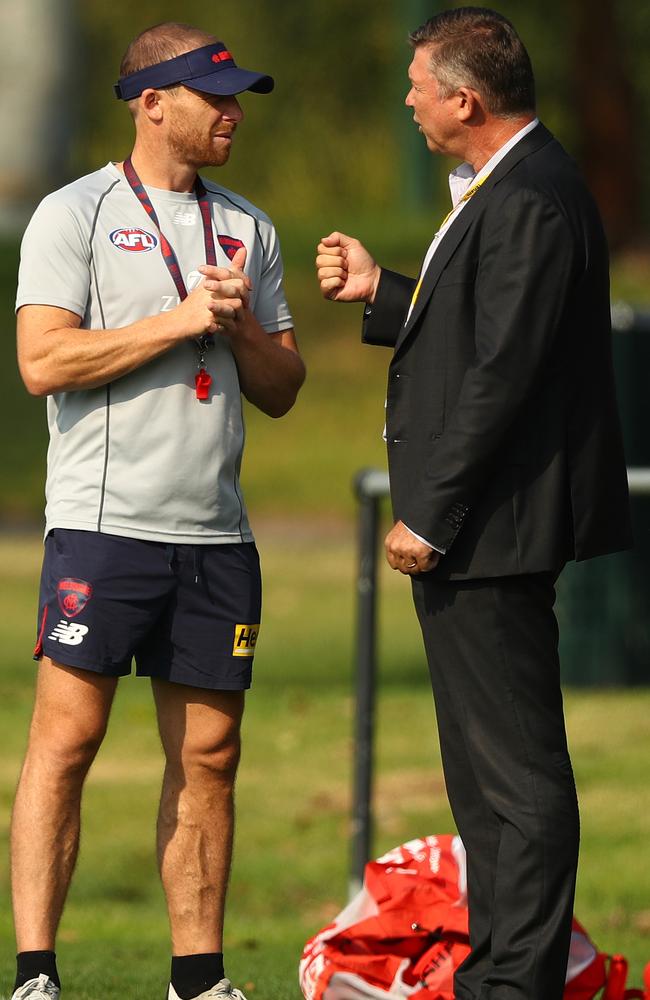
[316,8,632,1000]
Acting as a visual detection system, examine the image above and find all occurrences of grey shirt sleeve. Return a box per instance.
[253,221,293,333]
[16,193,91,316]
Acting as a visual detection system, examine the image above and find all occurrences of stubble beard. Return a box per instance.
[167,119,231,169]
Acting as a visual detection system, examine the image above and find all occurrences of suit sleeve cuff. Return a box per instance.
[404,523,447,555]
[362,269,416,347]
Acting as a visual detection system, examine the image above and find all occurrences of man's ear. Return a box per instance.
[456,87,482,123]
[139,88,164,123]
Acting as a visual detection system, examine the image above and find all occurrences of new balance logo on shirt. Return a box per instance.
[47,620,90,646]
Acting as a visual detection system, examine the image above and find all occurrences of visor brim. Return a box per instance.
[187,67,274,96]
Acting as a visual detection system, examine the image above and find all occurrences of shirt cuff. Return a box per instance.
[404,523,446,555]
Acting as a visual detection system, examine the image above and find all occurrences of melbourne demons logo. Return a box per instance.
[218,235,245,262]
[57,578,93,618]
[109,227,158,252]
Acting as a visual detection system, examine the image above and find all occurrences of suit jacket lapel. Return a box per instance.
[394,122,555,355]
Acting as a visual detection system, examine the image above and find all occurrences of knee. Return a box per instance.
[56,729,107,778]
[177,732,241,789]
[28,711,108,780]
[196,732,241,784]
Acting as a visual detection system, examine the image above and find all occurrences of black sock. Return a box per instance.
[171,953,225,999]
[15,951,61,991]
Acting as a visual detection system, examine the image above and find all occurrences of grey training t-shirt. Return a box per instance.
[16,163,293,543]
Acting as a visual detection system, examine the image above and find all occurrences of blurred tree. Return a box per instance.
[73,0,401,222]
[20,0,647,247]
[0,0,77,233]
[399,0,442,212]
[451,0,647,250]
[569,0,642,251]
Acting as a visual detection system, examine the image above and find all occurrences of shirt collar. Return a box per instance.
[448,117,540,207]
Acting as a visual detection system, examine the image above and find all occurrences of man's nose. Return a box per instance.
[223,96,244,122]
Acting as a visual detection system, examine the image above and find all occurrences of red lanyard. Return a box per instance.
[123,156,216,400]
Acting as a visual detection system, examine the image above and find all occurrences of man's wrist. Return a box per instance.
[367,265,382,305]
[403,523,446,555]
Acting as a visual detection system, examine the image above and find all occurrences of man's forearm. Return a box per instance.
[227,318,305,417]
[18,311,191,396]
[17,281,230,397]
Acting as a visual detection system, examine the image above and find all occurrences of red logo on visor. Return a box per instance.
[211,51,233,63]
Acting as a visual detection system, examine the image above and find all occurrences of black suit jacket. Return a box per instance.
[363,123,632,579]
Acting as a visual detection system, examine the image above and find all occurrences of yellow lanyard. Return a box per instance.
[410,173,490,308]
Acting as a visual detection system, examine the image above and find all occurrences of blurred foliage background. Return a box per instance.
[53,0,650,241]
[4,0,647,238]
[0,5,649,991]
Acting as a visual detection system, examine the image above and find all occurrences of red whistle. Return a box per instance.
[603,955,628,999]
[195,368,212,400]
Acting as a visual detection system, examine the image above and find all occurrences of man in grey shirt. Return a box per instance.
[11,21,305,1000]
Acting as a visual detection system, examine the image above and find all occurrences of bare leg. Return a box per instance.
[11,659,117,950]
[152,680,244,955]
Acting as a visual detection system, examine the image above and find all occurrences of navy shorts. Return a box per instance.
[34,529,262,690]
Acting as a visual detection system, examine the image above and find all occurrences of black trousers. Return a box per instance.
[411,571,580,1000]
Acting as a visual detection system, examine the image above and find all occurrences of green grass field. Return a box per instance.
[1,532,649,999]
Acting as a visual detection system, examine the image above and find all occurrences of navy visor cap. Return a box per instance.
[114,42,274,100]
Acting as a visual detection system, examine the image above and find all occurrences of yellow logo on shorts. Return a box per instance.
[233,623,260,657]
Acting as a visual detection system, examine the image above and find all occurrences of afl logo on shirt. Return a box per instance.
[109,228,158,252]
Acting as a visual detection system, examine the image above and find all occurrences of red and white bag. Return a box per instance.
[299,835,649,1000]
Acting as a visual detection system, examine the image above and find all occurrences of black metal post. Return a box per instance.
[350,470,388,896]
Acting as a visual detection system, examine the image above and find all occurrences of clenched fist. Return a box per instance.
[315,232,381,304]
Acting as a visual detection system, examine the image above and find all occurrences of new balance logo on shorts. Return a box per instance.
[47,620,90,646]
[233,623,260,657]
